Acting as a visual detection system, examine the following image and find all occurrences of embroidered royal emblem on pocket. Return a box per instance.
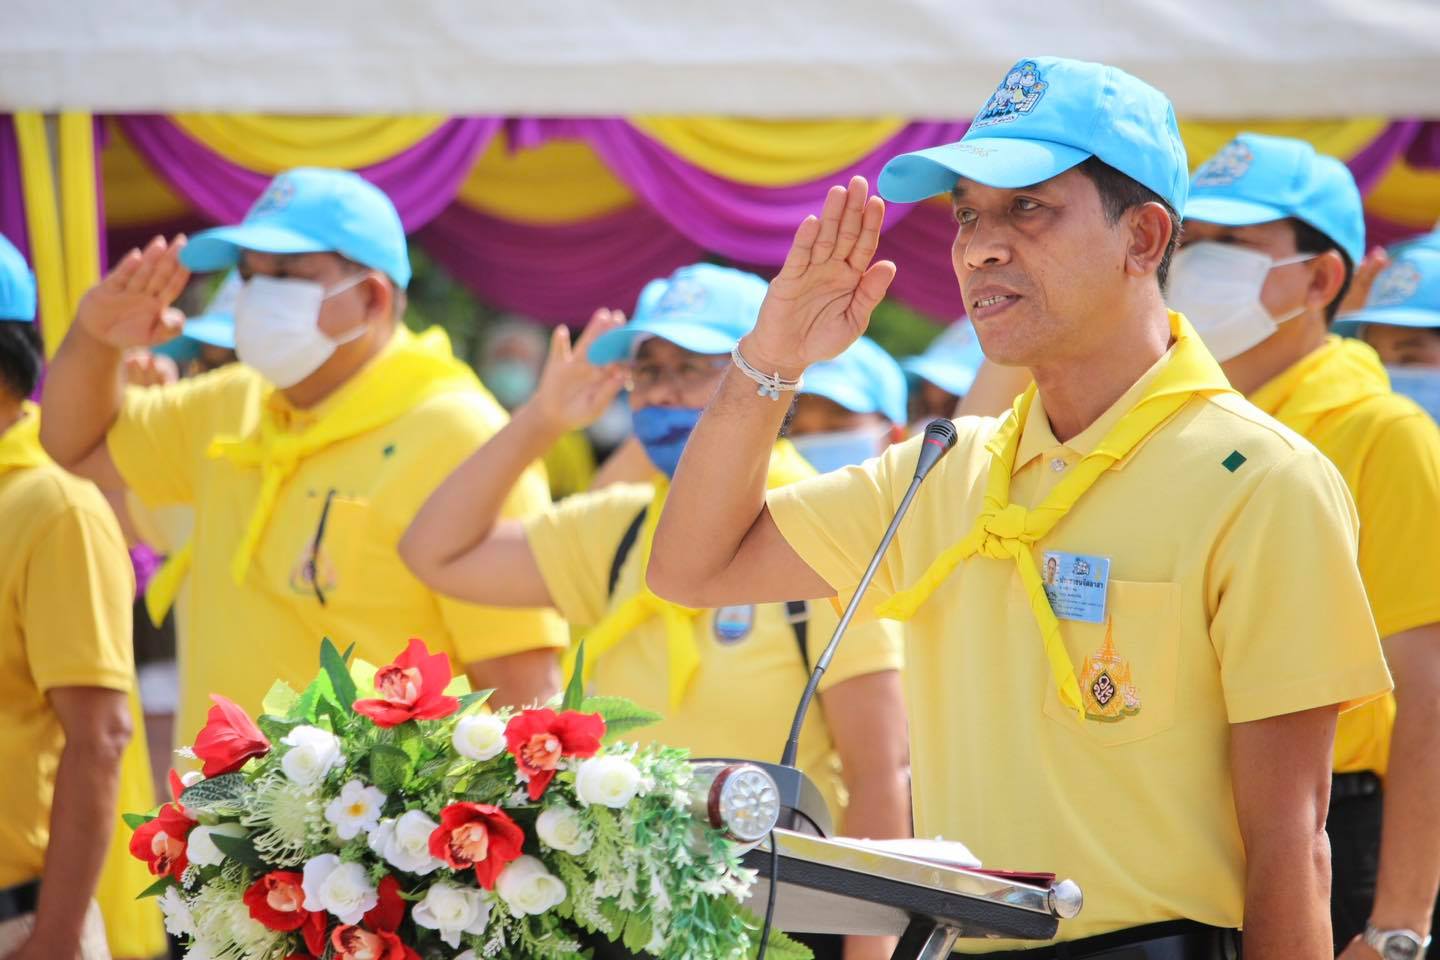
[1079,620,1141,722]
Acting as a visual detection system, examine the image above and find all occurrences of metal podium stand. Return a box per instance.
[741,829,1083,960]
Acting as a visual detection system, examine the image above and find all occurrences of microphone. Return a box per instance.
[778,418,958,769]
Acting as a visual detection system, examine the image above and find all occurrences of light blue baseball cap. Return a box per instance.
[588,263,769,365]
[801,336,908,425]
[902,321,987,398]
[878,57,1188,211]
[181,168,411,288]
[0,234,36,322]
[1335,244,1440,332]
[183,271,240,349]
[1185,133,1365,267]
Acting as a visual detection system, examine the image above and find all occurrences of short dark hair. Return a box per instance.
[0,320,42,400]
[1075,157,1182,288]
[1287,219,1355,325]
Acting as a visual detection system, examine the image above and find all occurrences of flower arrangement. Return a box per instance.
[129,638,802,960]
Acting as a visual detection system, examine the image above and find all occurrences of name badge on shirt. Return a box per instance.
[1041,551,1111,624]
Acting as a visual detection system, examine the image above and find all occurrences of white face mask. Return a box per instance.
[790,425,891,474]
[234,273,369,388]
[1387,366,1440,423]
[1166,242,1316,363]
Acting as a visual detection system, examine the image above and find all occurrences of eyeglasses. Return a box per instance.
[628,357,729,392]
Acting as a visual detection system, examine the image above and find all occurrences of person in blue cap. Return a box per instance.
[152,270,240,378]
[788,335,908,473]
[901,320,987,427]
[1350,233,1440,416]
[652,57,1392,958]
[1174,134,1440,960]
[0,234,135,960]
[401,263,908,960]
[38,168,569,747]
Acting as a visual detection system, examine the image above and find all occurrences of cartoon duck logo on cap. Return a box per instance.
[251,176,298,217]
[654,277,708,319]
[1193,140,1254,188]
[1369,260,1423,307]
[973,60,1049,129]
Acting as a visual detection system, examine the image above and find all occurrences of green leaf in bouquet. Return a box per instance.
[210,831,268,871]
[136,876,176,900]
[578,696,662,740]
[257,713,302,744]
[320,637,358,715]
[122,812,156,831]
[753,926,813,960]
[369,744,413,793]
[261,679,300,718]
[621,910,653,954]
[457,689,494,714]
[562,639,587,711]
[179,773,250,815]
[288,669,335,723]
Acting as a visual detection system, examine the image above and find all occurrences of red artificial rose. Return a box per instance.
[504,708,605,800]
[128,803,197,880]
[363,875,405,933]
[330,924,418,960]
[192,694,271,777]
[243,871,315,933]
[353,638,460,728]
[428,802,524,889]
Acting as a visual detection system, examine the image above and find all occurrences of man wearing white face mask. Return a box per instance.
[40,168,568,749]
[1171,134,1440,960]
[788,336,908,472]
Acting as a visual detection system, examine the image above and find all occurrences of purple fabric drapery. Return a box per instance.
[114,116,502,232]
[421,201,704,324]
[0,117,29,265]
[877,203,966,321]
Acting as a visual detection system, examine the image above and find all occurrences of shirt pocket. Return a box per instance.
[1040,579,1180,747]
[303,494,392,608]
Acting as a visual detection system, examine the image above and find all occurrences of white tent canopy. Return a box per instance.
[4,0,1440,118]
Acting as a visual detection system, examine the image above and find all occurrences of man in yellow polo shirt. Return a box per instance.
[0,236,132,960]
[400,263,908,960]
[40,168,567,746]
[1170,135,1440,960]
[651,58,1393,958]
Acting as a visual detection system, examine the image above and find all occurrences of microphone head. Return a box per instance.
[914,418,959,480]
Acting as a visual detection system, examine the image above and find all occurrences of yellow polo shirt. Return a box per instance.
[768,348,1391,946]
[108,329,567,744]
[0,409,135,887]
[1252,337,1440,776]
[524,481,904,825]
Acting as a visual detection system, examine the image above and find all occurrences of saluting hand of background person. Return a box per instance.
[525,307,629,436]
[743,175,896,377]
[76,235,191,349]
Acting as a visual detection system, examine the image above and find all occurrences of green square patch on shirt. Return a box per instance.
[1222,450,1247,473]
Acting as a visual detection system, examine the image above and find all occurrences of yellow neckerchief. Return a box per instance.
[144,539,193,627]
[581,439,816,709]
[0,402,48,473]
[876,311,1236,719]
[208,326,482,585]
[1250,336,1391,436]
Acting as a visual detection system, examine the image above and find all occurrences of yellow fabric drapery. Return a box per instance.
[1177,119,1390,173]
[13,114,68,358]
[172,114,446,173]
[456,132,636,223]
[101,121,191,228]
[630,116,906,185]
[1366,159,1440,230]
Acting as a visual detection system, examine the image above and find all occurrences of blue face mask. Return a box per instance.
[632,405,704,478]
[790,426,890,474]
[1388,366,1440,423]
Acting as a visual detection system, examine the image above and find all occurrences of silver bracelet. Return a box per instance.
[730,345,804,400]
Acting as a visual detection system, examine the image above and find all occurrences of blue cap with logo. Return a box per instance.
[1185,133,1365,267]
[902,321,987,398]
[181,168,411,288]
[1335,243,1440,332]
[801,337,908,425]
[878,57,1188,211]
[0,233,36,323]
[588,263,770,365]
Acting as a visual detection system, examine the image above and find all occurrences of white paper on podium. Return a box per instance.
[826,837,981,869]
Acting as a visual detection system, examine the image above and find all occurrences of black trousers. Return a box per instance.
[1326,772,1440,958]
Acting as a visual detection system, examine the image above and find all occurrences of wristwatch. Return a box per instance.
[1363,924,1429,960]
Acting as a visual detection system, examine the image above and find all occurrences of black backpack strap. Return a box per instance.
[785,600,811,672]
[607,507,649,599]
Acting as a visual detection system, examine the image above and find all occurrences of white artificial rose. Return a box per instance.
[281,726,343,788]
[574,756,642,809]
[157,887,195,938]
[534,805,592,855]
[324,779,387,840]
[180,770,205,788]
[495,855,567,916]
[301,853,377,924]
[412,881,492,948]
[451,714,507,761]
[185,822,249,867]
[368,809,445,875]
